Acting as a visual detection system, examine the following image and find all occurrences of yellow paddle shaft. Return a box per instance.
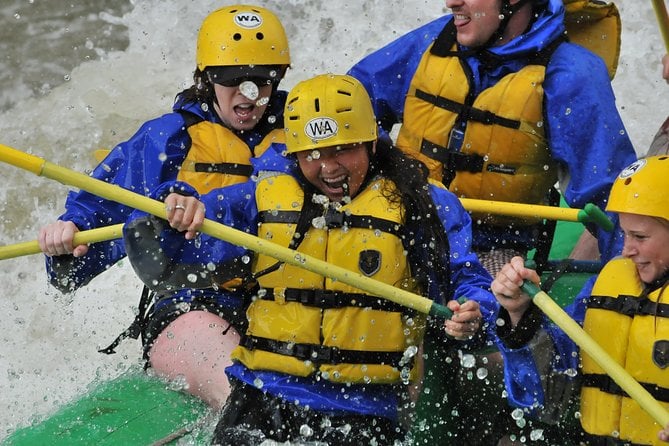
[522,280,669,427]
[0,224,123,260]
[460,198,612,230]
[0,143,451,318]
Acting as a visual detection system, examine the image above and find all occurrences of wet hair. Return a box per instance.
[369,138,452,300]
[176,68,216,106]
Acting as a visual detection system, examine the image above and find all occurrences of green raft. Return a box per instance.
[2,371,211,445]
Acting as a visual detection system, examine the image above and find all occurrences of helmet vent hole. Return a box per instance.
[233,33,242,41]
[338,89,352,97]
[256,32,265,40]
[314,98,321,112]
[624,178,632,185]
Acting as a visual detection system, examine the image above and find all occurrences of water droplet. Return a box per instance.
[299,424,314,437]
[239,80,259,100]
[530,429,545,441]
[460,353,476,368]
[476,367,488,380]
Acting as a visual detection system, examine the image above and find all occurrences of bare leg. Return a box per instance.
[148,310,240,409]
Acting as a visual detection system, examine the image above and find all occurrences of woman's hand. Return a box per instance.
[164,193,206,240]
[490,256,540,327]
[444,299,482,340]
[38,220,88,257]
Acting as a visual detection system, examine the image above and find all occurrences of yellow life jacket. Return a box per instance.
[581,257,669,445]
[231,173,426,384]
[563,0,621,80]
[396,30,557,227]
[176,115,284,194]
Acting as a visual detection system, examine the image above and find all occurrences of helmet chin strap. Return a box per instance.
[484,0,533,48]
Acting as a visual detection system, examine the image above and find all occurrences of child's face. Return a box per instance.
[295,142,373,202]
[620,212,669,284]
[212,81,273,131]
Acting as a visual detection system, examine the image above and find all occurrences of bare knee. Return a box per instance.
[148,310,240,407]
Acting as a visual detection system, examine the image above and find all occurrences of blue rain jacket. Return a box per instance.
[348,0,636,261]
[45,90,287,292]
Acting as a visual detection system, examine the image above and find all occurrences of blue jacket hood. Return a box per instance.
[480,0,565,58]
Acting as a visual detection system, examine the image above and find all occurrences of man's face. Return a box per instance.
[446,0,502,47]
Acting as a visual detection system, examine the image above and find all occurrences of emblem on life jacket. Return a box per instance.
[359,250,381,276]
[653,340,669,369]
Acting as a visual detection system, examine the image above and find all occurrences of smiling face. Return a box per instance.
[446,0,501,47]
[445,0,532,47]
[212,82,273,131]
[619,213,669,284]
[295,142,373,202]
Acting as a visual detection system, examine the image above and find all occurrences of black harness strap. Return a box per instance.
[240,335,407,367]
[587,294,669,318]
[99,285,154,354]
[420,139,485,173]
[582,373,669,403]
[415,88,521,130]
[193,162,253,177]
[258,208,403,237]
[258,288,406,313]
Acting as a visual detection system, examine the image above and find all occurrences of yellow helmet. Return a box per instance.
[606,156,669,221]
[284,74,378,154]
[196,5,290,82]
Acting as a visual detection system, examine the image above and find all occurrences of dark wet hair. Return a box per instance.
[176,68,216,106]
[369,138,452,300]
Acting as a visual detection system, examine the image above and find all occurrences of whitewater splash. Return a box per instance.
[0,0,666,439]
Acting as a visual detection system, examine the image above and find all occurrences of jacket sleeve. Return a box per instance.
[46,112,191,292]
[544,43,637,262]
[429,184,498,334]
[347,17,448,133]
[496,275,594,422]
[123,180,259,292]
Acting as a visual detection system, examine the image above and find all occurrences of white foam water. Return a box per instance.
[0,0,666,439]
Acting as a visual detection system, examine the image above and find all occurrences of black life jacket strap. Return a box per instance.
[240,335,407,367]
[582,373,669,403]
[192,162,253,177]
[415,88,521,130]
[259,288,406,313]
[258,209,402,237]
[99,285,154,355]
[587,294,669,318]
[420,139,485,173]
